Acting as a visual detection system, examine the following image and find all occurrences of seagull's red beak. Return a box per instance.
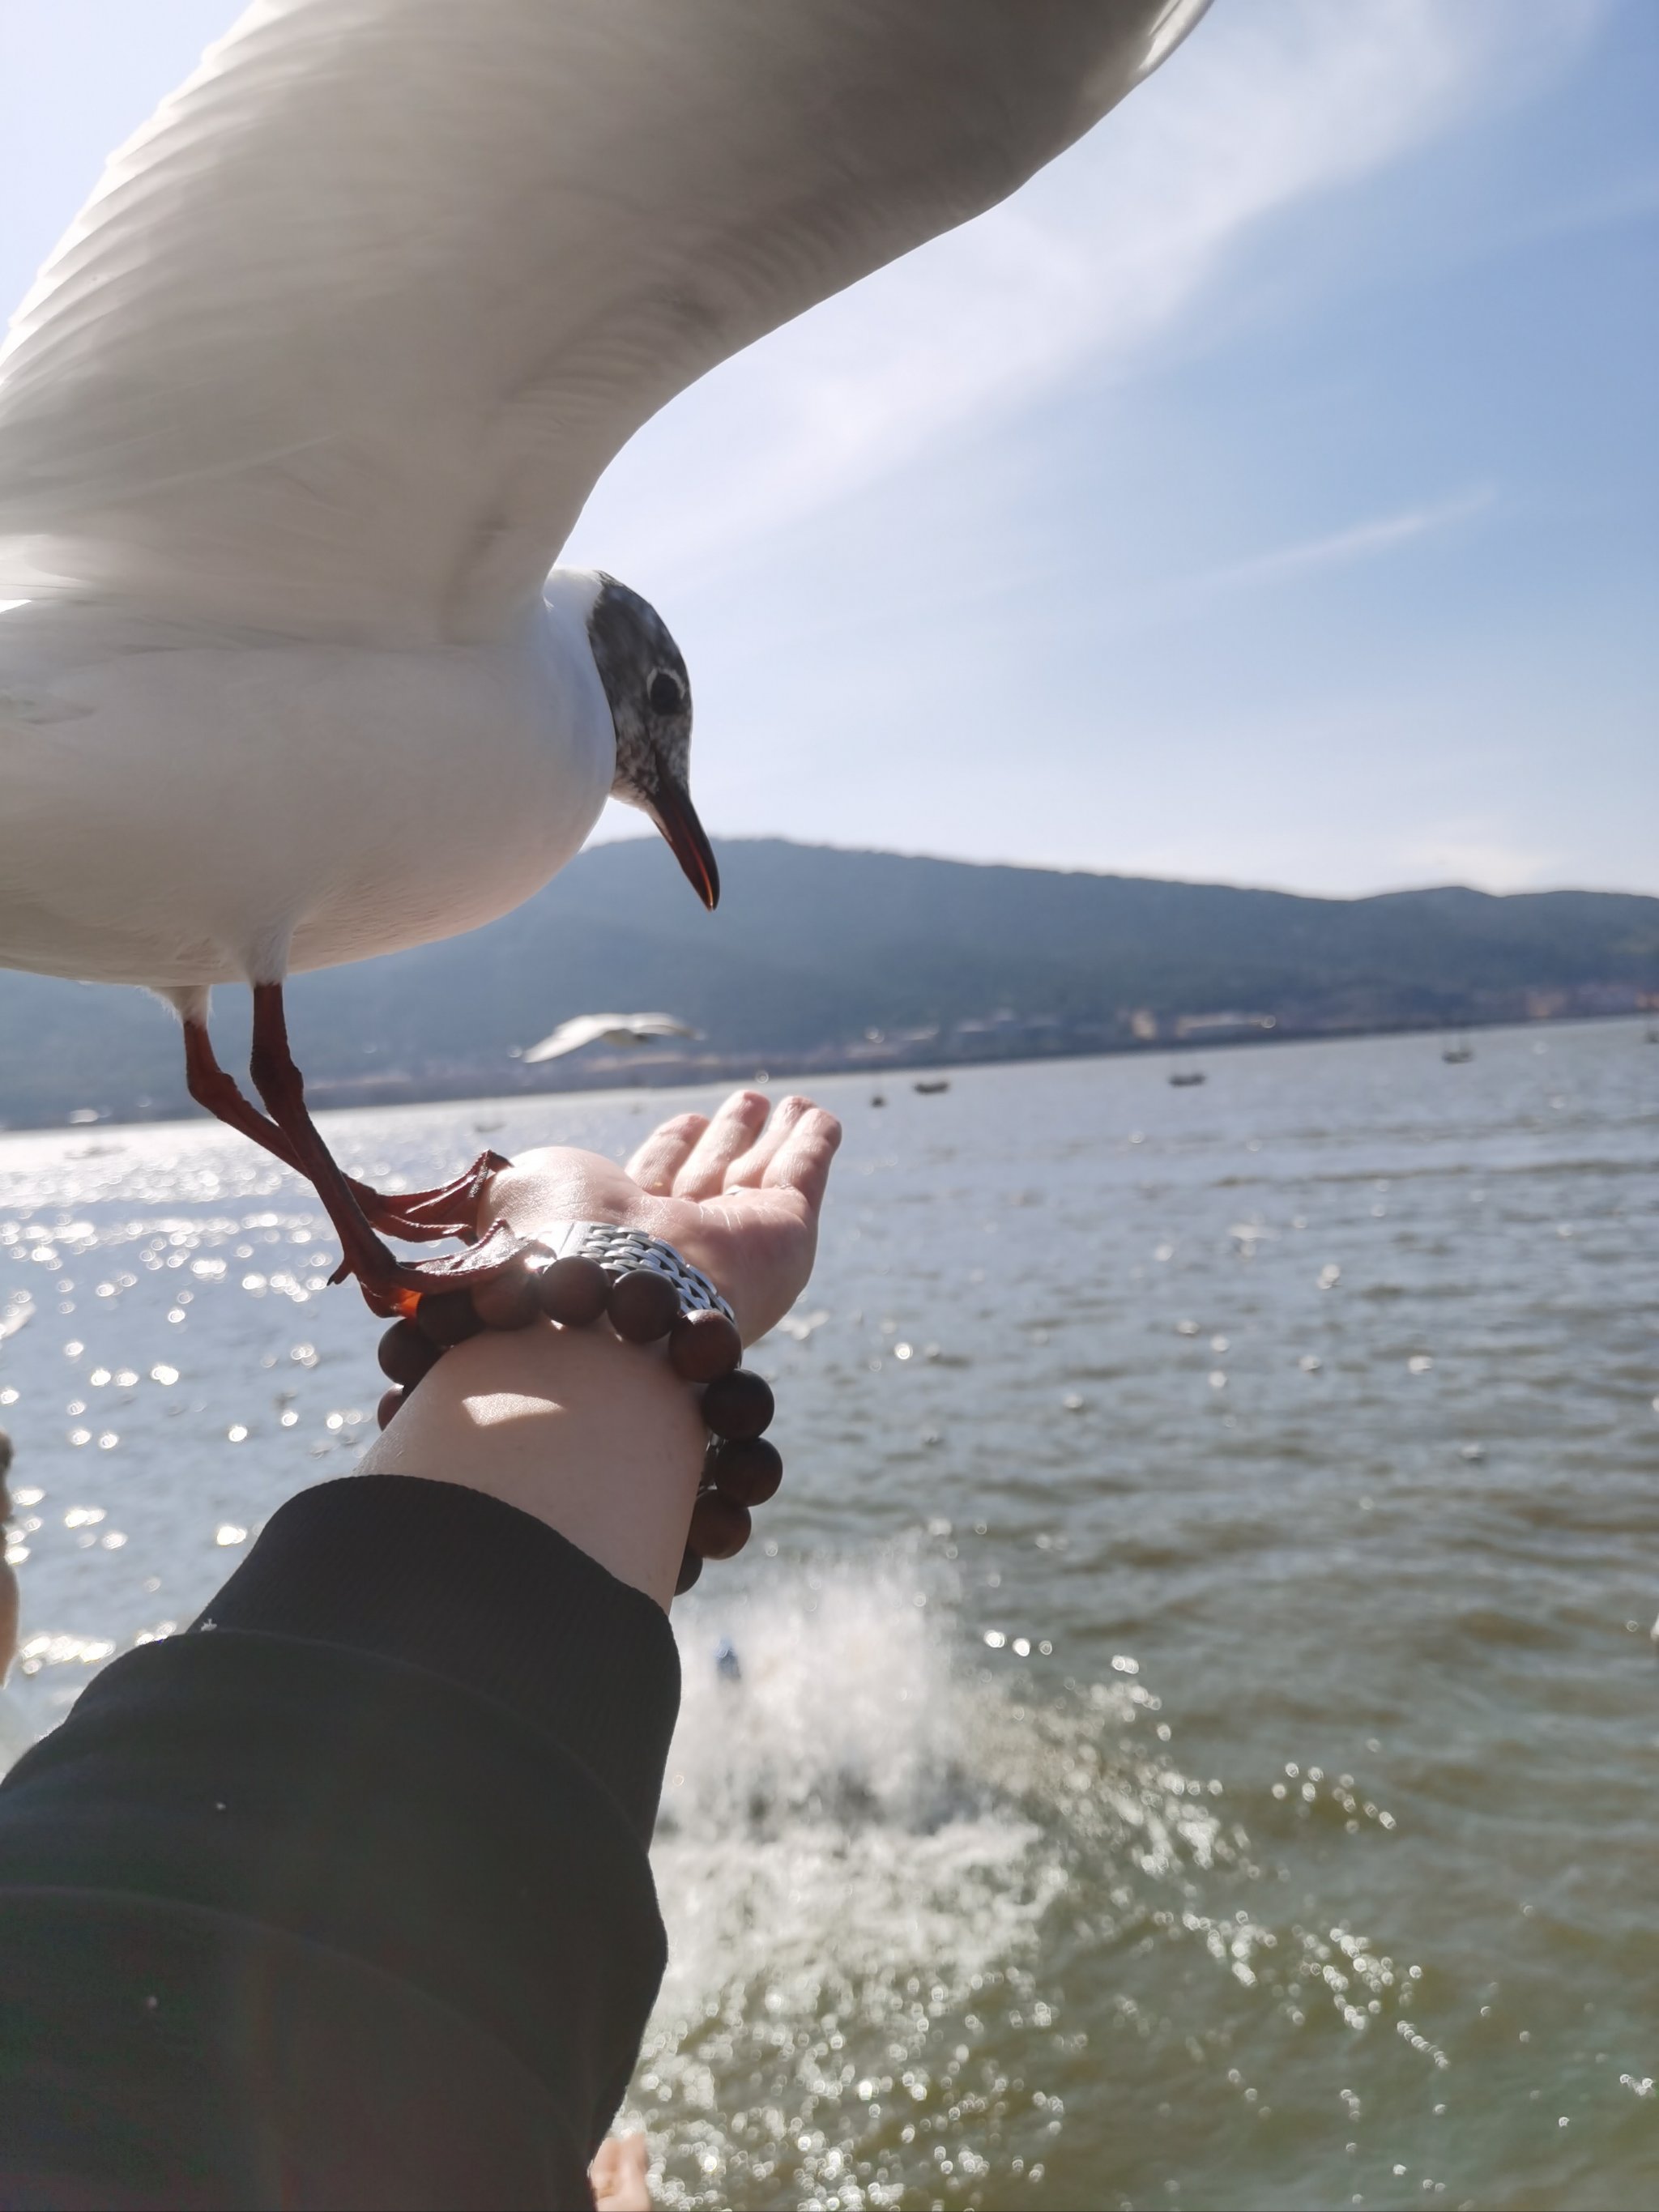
[648,779,719,910]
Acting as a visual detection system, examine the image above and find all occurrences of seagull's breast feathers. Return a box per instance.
[0,599,614,987]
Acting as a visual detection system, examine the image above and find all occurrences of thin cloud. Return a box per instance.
[570,0,1601,584]
[1399,828,1567,894]
[1193,488,1497,597]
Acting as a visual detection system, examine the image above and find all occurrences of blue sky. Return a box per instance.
[3,1,1653,896]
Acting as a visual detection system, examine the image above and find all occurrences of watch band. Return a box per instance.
[538,1220,735,1323]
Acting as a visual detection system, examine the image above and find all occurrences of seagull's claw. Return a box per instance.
[348,1152,510,1242]
[339,1217,534,1315]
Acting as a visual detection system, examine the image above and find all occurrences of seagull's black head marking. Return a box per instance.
[587,575,718,910]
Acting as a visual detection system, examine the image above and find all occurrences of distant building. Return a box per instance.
[1174,1012,1278,1039]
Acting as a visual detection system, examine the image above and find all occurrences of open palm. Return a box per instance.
[482,1090,842,1345]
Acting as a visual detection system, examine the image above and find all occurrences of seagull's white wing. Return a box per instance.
[522,1015,621,1063]
[522,1010,699,1059]
[625,1014,698,1040]
[0,0,1209,645]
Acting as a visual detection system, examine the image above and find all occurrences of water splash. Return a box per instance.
[629,1554,1464,2209]
[630,1560,1216,2207]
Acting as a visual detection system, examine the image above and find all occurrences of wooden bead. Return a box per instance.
[608,1268,681,1344]
[675,1546,704,1596]
[376,1387,405,1432]
[689,1490,752,1562]
[378,1319,441,1387]
[415,1289,485,1347]
[667,1308,741,1383]
[537,1255,609,1327]
[707,1436,783,1507]
[702,1367,774,1442]
[470,1264,541,1332]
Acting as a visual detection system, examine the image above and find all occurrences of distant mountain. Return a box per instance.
[2,838,1656,1127]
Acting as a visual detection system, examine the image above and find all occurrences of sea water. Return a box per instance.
[0,1018,1656,2210]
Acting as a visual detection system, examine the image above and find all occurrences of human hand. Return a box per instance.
[363,1093,840,1608]
[482,1089,842,1345]
[591,2131,650,2210]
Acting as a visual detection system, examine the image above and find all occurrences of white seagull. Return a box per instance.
[0,0,1210,1306]
[522,1014,699,1064]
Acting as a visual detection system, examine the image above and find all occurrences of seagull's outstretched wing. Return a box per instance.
[522,1016,622,1063]
[0,0,1209,645]
[621,1015,699,1042]
[523,1012,698,1061]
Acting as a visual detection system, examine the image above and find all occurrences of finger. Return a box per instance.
[725,1093,812,1187]
[591,2134,650,2212]
[673,1089,770,1199]
[762,1105,843,1213]
[625,1111,708,1195]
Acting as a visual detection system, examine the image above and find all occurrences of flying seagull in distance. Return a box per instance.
[0,0,1213,1311]
[522,1014,700,1064]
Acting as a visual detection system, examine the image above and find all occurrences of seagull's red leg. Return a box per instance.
[181,1012,483,1242]
[248,982,526,1312]
[182,1016,303,1171]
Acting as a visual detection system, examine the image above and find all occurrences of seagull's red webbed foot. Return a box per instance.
[235,983,532,1315]
[355,1152,511,1242]
[331,1216,532,1312]
[184,1012,503,1253]
[181,988,534,1312]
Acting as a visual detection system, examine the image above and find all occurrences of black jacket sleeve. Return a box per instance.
[0,1475,681,2211]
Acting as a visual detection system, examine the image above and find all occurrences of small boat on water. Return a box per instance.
[1168,1069,1205,1088]
[1442,1034,1473,1064]
[913,1079,949,1095]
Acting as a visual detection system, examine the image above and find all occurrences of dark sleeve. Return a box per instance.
[0,1474,680,2211]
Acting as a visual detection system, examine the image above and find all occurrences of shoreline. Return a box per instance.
[3,1006,1651,1141]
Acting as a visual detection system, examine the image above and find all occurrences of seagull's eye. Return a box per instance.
[648,671,683,714]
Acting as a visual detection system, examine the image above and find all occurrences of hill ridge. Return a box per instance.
[1,837,1654,1127]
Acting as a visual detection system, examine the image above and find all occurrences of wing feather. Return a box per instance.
[0,0,1210,644]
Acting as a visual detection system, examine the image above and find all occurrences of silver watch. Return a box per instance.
[538,1220,734,1323]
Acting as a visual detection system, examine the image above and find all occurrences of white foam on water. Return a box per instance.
[629,1554,1230,2209]
[654,1555,1062,2015]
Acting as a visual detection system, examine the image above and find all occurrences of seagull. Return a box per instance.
[0,0,1211,1309]
[522,1013,699,1064]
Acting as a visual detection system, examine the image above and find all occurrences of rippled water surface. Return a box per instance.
[2,1020,1657,2210]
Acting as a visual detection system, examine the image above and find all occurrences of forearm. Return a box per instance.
[360,1318,707,1612]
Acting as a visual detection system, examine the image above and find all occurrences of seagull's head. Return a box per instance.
[586,574,718,910]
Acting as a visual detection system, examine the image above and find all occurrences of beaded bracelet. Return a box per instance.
[373,1223,778,1595]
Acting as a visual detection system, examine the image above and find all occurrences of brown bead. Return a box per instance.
[608,1268,681,1344]
[376,1387,405,1432]
[689,1490,752,1562]
[378,1319,441,1387]
[537,1255,610,1327]
[470,1264,541,1332]
[667,1308,742,1383]
[701,1367,774,1442]
[415,1289,485,1347]
[675,1546,704,1596]
[707,1436,783,1507]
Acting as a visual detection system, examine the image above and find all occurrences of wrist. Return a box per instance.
[360,1318,706,1611]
